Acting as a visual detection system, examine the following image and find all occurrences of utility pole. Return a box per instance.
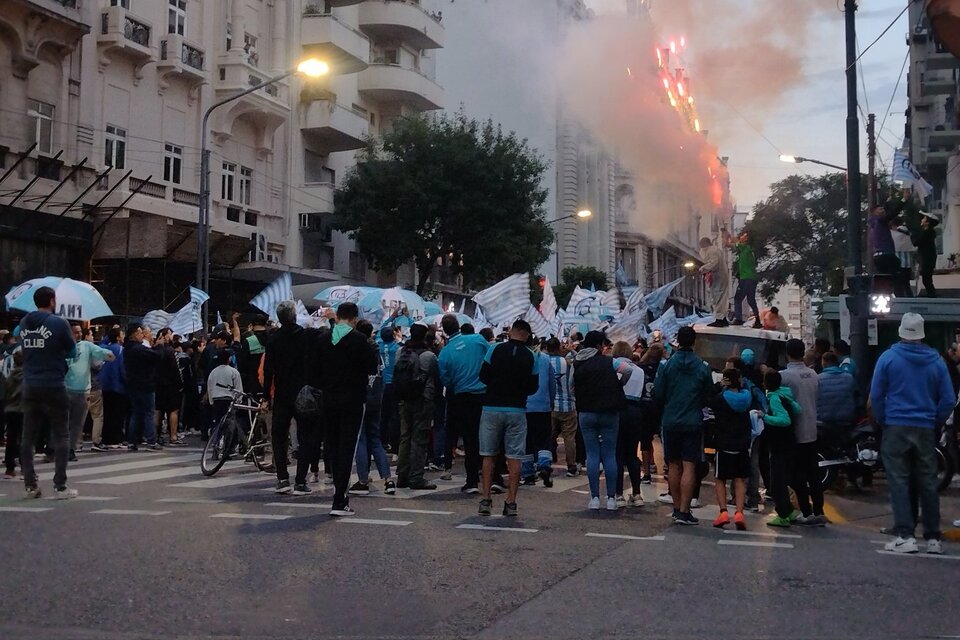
[845,0,869,391]
[866,112,877,274]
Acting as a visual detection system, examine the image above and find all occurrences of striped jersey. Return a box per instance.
[549,354,575,412]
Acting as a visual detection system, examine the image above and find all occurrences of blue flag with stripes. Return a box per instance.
[250,273,293,321]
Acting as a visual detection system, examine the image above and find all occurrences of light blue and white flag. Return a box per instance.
[678,312,714,328]
[893,149,933,199]
[539,275,558,323]
[648,306,680,342]
[605,309,648,344]
[250,272,293,321]
[190,286,209,306]
[622,285,646,316]
[524,304,553,338]
[472,305,491,331]
[643,277,685,318]
[170,301,202,337]
[216,310,223,326]
[472,273,530,327]
[142,309,173,333]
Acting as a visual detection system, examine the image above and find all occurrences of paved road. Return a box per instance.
[2,442,959,640]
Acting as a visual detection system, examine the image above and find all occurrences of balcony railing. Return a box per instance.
[248,74,279,97]
[123,16,150,46]
[173,188,200,206]
[130,177,166,199]
[56,0,78,7]
[182,43,203,70]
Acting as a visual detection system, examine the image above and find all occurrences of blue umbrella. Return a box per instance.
[423,313,472,327]
[5,277,113,321]
[423,301,443,316]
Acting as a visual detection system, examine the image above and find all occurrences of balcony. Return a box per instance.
[212,55,290,143]
[358,64,443,111]
[97,6,154,71]
[301,11,370,74]
[299,182,336,214]
[921,72,957,97]
[301,97,369,153]
[930,126,960,147]
[5,1,91,76]
[927,50,960,71]
[158,33,206,85]
[359,0,444,50]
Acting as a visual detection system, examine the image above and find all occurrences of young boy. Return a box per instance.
[763,370,803,528]
[3,351,23,479]
[207,349,242,428]
[707,368,753,530]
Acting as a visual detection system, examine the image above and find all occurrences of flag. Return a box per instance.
[142,309,173,333]
[524,304,552,338]
[648,306,680,342]
[472,305,491,331]
[678,312,714,327]
[540,275,558,322]
[605,309,648,344]
[643,277,685,318]
[458,297,466,315]
[189,286,209,306]
[295,299,313,328]
[599,289,621,320]
[472,273,530,327]
[216,310,223,326]
[893,149,934,199]
[615,262,628,288]
[170,301,202,337]
[622,285,647,316]
[250,272,293,321]
[563,286,602,326]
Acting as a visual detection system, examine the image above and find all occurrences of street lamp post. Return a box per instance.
[196,58,329,330]
[547,208,592,281]
[779,155,848,173]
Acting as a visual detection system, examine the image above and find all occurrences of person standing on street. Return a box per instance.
[378,326,401,455]
[637,343,665,484]
[763,371,803,527]
[316,302,379,516]
[394,323,439,491]
[522,340,555,488]
[780,338,825,525]
[707,368,752,530]
[123,324,162,451]
[153,328,183,446]
[699,237,730,327]
[65,324,114,459]
[97,327,126,449]
[871,313,953,554]
[18,286,77,499]
[725,229,762,328]
[653,326,713,524]
[611,341,644,507]
[3,351,24,479]
[477,320,538,517]
[546,338,578,477]
[348,320,395,496]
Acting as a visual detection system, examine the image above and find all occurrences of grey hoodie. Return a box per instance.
[780,362,819,444]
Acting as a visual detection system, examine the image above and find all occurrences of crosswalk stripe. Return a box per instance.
[44,495,117,502]
[170,472,273,489]
[79,461,244,485]
[875,550,960,561]
[379,507,454,515]
[210,513,292,521]
[91,509,171,516]
[456,523,538,533]
[0,506,53,512]
[338,518,411,526]
[721,530,802,540]
[717,539,793,549]
[37,454,195,481]
[264,502,332,509]
[156,498,224,504]
[585,533,665,541]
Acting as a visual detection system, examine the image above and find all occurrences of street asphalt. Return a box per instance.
[2,440,958,640]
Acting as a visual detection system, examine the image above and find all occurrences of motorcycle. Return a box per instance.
[817,420,955,493]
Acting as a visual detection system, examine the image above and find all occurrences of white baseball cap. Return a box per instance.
[898,312,925,340]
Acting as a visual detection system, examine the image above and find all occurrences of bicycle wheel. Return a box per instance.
[936,445,955,493]
[200,416,234,476]
[250,415,275,473]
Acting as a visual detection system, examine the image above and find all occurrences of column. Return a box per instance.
[271,0,286,73]
[230,0,245,54]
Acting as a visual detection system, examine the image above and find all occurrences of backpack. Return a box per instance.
[393,346,426,402]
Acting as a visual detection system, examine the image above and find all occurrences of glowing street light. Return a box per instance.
[296,58,330,78]
[683,261,696,269]
[577,209,593,219]
[779,154,848,172]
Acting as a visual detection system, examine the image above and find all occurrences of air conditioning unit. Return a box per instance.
[249,232,267,262]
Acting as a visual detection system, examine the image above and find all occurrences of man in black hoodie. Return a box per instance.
[317,302,379,516]
[123,323,162,451]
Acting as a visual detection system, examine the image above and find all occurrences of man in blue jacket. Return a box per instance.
[870,313,953,554]
[817,351,858,427]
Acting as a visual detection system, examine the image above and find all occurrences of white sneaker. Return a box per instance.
[440,471,453,481]
[953,518,960,528]
[309,472,320,484]
[323,475,334,485]
[606,497,618,511]
[926,539,944,555]
[588,497,601,510]
[884,536,919,554]
[690,498,701,509]
[54,487,78,500]
[628,494,645,507]
[657,492,673,504]
[615,495,627,509]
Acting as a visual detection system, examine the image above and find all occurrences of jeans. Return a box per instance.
[126,390,156,446]
[616,403,643,495]
[323,401,365,510]
[272,400,313,486]
[445,392,484,486]
[733,278,760,323]
[21,387,69,489]
[882,425,941,540]
[579,411,620,499]
[522,412,553,478]
[792,441,824,517]
[67,391,89,451]
[398,399,433,486]
[356,397,392,483]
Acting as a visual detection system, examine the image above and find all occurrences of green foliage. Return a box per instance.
[553,266,609,309]
[333,112,554,296]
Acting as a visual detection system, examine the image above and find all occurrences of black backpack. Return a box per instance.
[393,346,426,402]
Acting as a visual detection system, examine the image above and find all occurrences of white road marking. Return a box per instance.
[338,518,412,526]
[876,550,960,561]
[44,495,118,502]
[585,533,665,541]
[721,529,802,540]
[717,539,793,549]
[91,509,171,516]
[80,461,243,485]
[156,498,224,504]
[210,513,292,521]
[264,502,332,509]
[379,507,454,515]
[0,506,53,512]
[173,473,274,489]
[456,524,538,533]
[571,490,590,495]
[37,454,195,481]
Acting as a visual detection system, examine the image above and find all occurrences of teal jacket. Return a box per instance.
[652,348,712,431]
[438,333,489,395]
[765,387,801,428]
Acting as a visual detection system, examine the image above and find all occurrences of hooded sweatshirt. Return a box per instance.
[572,348,629,413]
[317,323,379,406]
[707,386,752,451]
[870,341,955,429]
[765,386,801,429]
[438,332,489,395]
[652,348,713,431]
[18,310,76,388]
[780,362,819,444]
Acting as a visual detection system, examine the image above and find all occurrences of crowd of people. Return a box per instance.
[0,286,955,552]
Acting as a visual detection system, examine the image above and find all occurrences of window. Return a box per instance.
[238,166,252,205]
[105,125,126,169]
[788,300,801,308]
[221,162,236,200]
[226,206,241,223]
[304,150,334,183]
[349,251,366,280]
[225,23,232,50]
[243,33,258,66]
[168,0,186,35]
[163,143,182,183]
[111,0,130,7]
[28,100,54,154]
[244,211,258,226]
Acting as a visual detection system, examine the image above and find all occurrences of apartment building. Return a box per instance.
[0,0,443,316]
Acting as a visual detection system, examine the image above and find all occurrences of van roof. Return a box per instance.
[692,323,789,343]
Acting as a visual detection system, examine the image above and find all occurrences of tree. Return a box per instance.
[743,173,884,300]
[553,266,609,309]
[333,113,554,296]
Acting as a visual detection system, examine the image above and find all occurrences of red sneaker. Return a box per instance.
[734,511,747,531]
[712,511,730,528]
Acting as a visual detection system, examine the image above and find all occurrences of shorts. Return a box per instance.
[662,429,704,463]
[715,449,751,480]
[638,403,660,449]
[156,389,183,413]
[478,410,527,459]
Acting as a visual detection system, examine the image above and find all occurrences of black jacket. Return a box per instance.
[154,344,182,392]
[263,324,314,404]
[706,386,753,451]
[123,339,161,392]
[573,348,627,413]
[316,327,379,406]
[479,340,538,410]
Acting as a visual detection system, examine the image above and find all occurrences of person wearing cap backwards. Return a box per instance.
[870,312,953,554]
[912,212,940,298]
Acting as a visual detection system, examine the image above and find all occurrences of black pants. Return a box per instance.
[445,392,483,486]
[793,440,825,517]
[767,427,796,518]
[921,260,937,297]
[21,387,70,490]
[616,403,643,495]
[380,383,400,452]
[271,399,313,486]
[4,412,22,472]
[524,411,552,477]
[323,401,365,510]
[398,399,433,486]
[102,391,127,445]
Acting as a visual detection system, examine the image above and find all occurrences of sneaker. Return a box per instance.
[440,471,453,481]
[384,479,396,495]
[408,481,437,490]
[811,514,829,527]
[54,487,78,500]
[478,498,493,516]
[606,497,618,511]
[640,474,652,484]
[3,469,16,480]
[24,486,42,500]
[166,439,183,447]
[491,482,505,495]
[588,497,601,510]
[744,501,760,513]
[349,481,371,496]
[108,444,123,450]
[752,320,763,329]
[767,515,792,528]
[538,468,553,488]
[461,483,480,494]
[884,536,919,554]
[76,443,84,452]
[68,450,78,462]
[329,506,356,517]
[146,443,163,451]
[427,462,442,472]
[503,501,518,517]
[657,492,674,504]
[954,518,960,528]
[795,514,813,526]
[324,474,334,485]
[734,511,747,531]
[671,508,681,520]
[628,493,644,507]
[674,511,699,525]
[614,495,627,509]
[309,472,321,484]
[926,539,944,555]
[292,484,312,496]
[787,510,801,523]
[566,465,579,478]
[690,498,702,509]
[521,476,537,486]
[91,442,108,452]
[713,511,731,528]
[275,479,292,494]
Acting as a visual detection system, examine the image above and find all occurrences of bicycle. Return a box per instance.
[200,384,274,477]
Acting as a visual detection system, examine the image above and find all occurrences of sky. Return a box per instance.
[586,0,912,210]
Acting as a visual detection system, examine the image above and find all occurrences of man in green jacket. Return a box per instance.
[652,326,713,525]
[725,229,762,327]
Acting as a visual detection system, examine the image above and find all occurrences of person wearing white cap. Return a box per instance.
[870,312,953,554]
